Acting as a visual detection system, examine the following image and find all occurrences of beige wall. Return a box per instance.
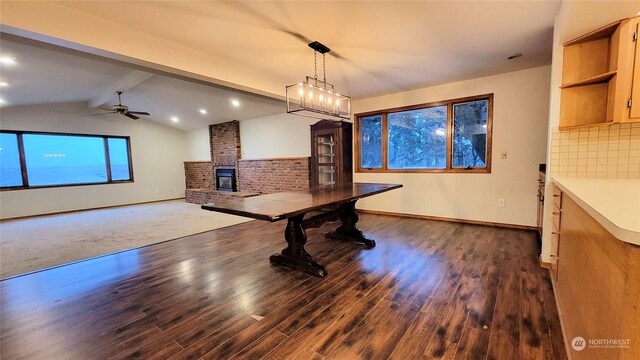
[0,102,187,219]
[540,1,640,263]
[183,113,316,162]
[352,66,551,227]
[239,113,316,159]
[185,128,211,161]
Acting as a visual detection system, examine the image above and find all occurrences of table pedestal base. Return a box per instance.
[269,200,373,277]
[325,201,376,247]
[269,253,328,278]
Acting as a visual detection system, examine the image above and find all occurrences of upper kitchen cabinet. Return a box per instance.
[560,16,640,129]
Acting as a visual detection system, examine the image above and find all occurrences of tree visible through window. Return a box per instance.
[388,106,447,169]
[0,131,133,189]
[355,94,492,173]
[360,115,382,169]
[453,100,489,168]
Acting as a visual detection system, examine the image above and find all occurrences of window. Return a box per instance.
[360,115,383,169]
[453,100,489,168]
[0,133,23,187]
[356,94,492,173]
[0,131,133,189]
[107,138,132,181]
[388,106,447,169]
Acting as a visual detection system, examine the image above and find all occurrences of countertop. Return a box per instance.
[552,178,640,245]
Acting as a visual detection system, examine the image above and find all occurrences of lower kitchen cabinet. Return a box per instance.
[553,194,640,360]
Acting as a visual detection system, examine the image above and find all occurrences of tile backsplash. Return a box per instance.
[549,123,640,179]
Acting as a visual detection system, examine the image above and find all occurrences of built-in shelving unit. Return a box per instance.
[559,17,640,129]
[310,120,352,187]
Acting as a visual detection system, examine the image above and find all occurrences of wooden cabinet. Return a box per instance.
[552,193,640,359]
[549,184,562,281]
[309,120,353,187]
[560,16,640,129]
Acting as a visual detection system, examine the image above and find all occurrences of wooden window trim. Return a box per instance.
[355,93,493,174]
[0,130,134,191]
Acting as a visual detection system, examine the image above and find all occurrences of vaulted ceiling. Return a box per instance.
[0,1,565,131]
[34,1,562,99]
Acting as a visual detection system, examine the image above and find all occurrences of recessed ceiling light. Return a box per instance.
[171,116,179,123]
[0,98,6,106]
[507,53,523,60]
[0,81,10,87]
[231,99,240,108]
[0,56,17,66]
[199,108,207,115]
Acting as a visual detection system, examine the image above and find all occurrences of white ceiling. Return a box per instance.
[0,36,286,131]
[51,0,561,99]
[1,1,563,131]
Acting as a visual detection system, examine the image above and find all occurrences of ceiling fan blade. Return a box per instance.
[92,112,117,116]
[98,107,112,111]
[124,112,140,120]
[126,111,150,115]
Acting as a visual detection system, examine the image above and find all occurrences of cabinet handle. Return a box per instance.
[551,232,559,235]
[552,211,560,215]
[553,195,560,198]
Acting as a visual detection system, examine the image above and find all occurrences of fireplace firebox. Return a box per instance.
[215,168,237,192]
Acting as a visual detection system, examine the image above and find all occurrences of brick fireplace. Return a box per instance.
[184,120,310,204]
[215,168,237,192]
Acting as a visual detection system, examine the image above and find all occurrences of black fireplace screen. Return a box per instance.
[215,168,237,192]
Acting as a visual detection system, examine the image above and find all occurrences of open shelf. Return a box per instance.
[560,71,616,89]
[563,20,621,46]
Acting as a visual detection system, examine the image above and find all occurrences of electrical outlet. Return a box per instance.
[498,198,505,207]
[500,151,508,159]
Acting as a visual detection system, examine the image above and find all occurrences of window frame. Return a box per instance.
[0,130,134,191]
[355,93,493,174]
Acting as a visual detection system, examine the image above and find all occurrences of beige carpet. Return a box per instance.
[0,200,251,279]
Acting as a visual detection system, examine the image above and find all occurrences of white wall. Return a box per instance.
[353,66,551,227]
[540,1,640,262]
[239,113,316,159]
[185,127,211,161]
[0,102,187,218]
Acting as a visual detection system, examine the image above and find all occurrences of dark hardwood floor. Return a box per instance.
[0,214,566,359]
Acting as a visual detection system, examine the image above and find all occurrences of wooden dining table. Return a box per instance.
[201,182,402,277]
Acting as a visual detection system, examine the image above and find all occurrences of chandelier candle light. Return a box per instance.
[286,41,351,120]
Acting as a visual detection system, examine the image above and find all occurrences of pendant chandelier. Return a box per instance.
[286,41,351,120]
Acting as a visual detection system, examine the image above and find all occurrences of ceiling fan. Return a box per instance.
[94,91,150,120]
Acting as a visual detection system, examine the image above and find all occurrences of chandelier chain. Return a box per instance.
[323,54,326,84]
[314,51,318,81]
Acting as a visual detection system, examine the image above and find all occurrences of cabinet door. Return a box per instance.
[630,19,640,121]
[314,130,338,186]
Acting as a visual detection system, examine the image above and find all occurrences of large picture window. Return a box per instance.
[0,131,133,189]
[355,94,493,173]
